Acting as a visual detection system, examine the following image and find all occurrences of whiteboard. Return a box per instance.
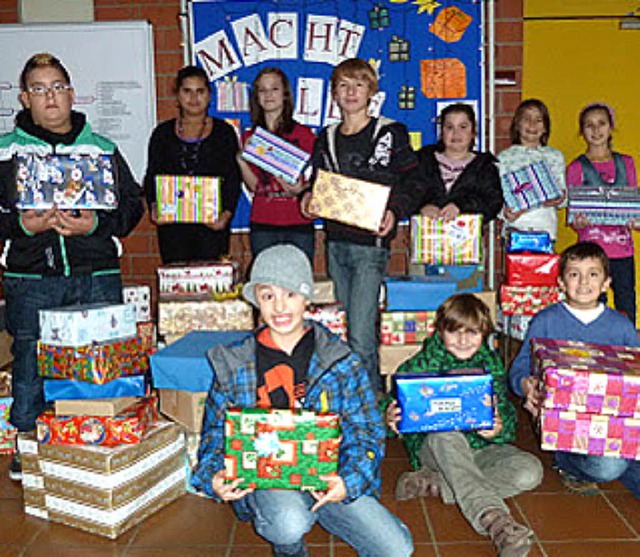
[0,21,156,181]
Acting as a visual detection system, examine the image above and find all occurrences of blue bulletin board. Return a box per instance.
[188,0,484,231]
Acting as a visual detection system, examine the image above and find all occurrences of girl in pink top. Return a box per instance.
[567,102,639,325]
[237,68,315,262]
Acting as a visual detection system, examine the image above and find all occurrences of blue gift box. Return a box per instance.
[395,372,494,434]
[424,265,484,293]
[506,231,553,254]
[43,374,146,402]
[384,276,457,311]
[151,330,251,392]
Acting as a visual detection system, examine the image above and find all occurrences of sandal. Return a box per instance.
[395,470,442,501]
[480,509,533,557]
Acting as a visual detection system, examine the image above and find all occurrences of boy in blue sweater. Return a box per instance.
[510,241,640,496]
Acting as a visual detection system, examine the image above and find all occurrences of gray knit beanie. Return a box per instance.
[243,244,313,307]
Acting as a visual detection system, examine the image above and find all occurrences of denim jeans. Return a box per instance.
[327,241,389,392]
[250,225,315,264]
[609,256,636,326]
[555,451,640,498]
[4,273,123,432]
[240,490,413,557]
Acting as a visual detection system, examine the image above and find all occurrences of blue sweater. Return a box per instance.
[509,303,640,396]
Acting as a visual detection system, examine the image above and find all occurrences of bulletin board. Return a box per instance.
[188,0,484,230]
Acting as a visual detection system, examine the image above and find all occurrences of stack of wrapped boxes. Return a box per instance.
[122,284,155,352]
[25,302,186,537]
[304,277,347,341]
[0,371,17,455]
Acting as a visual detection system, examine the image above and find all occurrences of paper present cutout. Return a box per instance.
[500,285,563,315]
[421,58,467,99]
[567,186,640,225]
[216,76,249,112]
[398,85,416,110]
[411,214,482,265]
[155,175,221,224]
[429,6,473,43]
[224,408,340,491]
[389,36,410,62]
[309,170,390,232]
[505,253,560,287]
[502,160,564,211]
[15,153,117,210]
[369,4,390,30]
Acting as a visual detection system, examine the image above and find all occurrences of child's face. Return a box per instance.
[581,108,612,150]
[441,111,475,155]
[332,75,373,116]
[255,284,307,345]
[559,257,611,310]
[256,73,285,115]
[518,106,545,148]
[442,326,483,361]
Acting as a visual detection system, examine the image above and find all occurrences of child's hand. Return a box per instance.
[439,202,460,222]
[420,204,441,218]
[212,469,254,501]
[476,397,503,439]
[310,474,347,511]
[299,190,317,220]
[377,210,396,237]
[503,206,526,222]
[572,213,591,229]
[386,400,402,435]
[543,191,566,207]
[521,376,544,418]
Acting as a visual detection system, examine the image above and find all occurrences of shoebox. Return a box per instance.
[20,421,186,539]
[308,170,390,232]
[0,428,17,455]
[506,231,553,254]
[540,407,640,460]
[36,396,157,446]
[157,298,253,337]
[39,303,137,347]
[395,372,494,434]
[497,311,533,341]
[384,276,457,311]
[379,345,422,377]
[15,153,117,210]
[242,126,311,185]
[137,321,156,353]
[0,396,13,429]
[158,389,207,432]
[567,186,640,226]
[500,285,563,316]
[533,338,640,417]
[410,214,482,265]
[155,175,221,224]
[304,304,347,341]
[424,264,484,293]
[158,262,240,297]
[224,408,340,491]
[150,330,251,392]
[54,397,140,417]
[501,160,564,212]
[37,336,148,384]
[312,277,336,305]
[505,254,560,287]
[122,285,151,322]
[43,375,147,402]
[380,311,436,345]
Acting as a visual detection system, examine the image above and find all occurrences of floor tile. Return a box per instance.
[24,546,126,557]
[541,541,640,556]
[380,457,409,496]
[28,521,137,547]
[0,500,44,545]
[0,546,23,557]
[0,457,24,500]
[385,437,408,459]
[381,498,432,543]
[423,497,485,543]
[232,516,330,545]
[127,548,227,557]
[603,491,640,534]
[409,543,437,556]
[229,545,328,556]
[438,542,544,556]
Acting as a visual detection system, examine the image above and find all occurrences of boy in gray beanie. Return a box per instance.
[193,244,413,557]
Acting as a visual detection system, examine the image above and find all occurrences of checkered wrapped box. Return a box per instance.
[380,311,436,345]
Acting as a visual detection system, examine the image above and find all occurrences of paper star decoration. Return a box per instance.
[413,0,441,15]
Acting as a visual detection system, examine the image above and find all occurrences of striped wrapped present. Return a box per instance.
[411,214,482,265]
[155,175,220,224]
[501,160,563,211]
[567,186,640,225]
[242,127,311,185]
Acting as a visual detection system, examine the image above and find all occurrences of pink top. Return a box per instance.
[566,154,638,259]
[243,123,315,227]
[435,151,476,193]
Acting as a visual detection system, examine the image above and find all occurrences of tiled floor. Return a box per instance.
[1,406,640,556]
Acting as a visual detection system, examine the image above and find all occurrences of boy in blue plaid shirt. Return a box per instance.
[192,244,412,557]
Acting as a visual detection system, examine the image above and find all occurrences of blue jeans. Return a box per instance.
[609,256,636,326]
[555,451,640,498]
[250,224,315,264]
[237,490,413,557]
[4,273,123,432]
[327,241,389,391]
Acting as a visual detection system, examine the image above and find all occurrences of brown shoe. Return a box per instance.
[557,469,600,496]
[480,509,533,557]
[395,470,441,501]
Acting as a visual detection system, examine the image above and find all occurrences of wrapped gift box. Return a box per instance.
[0,396,13,429]
[533,338,640,416]
[505,254,560,287]
[122,285,151,322]
[224,408,340,491]
[38,336,148,384]
[308,170,390,232]
[44,375,147,402]
[0,427,17,455]
[54,397,141,417]
[155,175,220,223]
[384,276,457,311]
[304,304,347,341]
[501,160,564,211]
[158,262,239,297]
[36,396,157,446]
[567,186,640,225]
[158,389,207,432]
[312,277,336,305]
[424,264,484,293]
[506,230,554,254]
[380,311,436,345]
[158,298,253,337]
[379,345,422,376]
[395,372,494,434]
[497,312,533,341]
[541,407,640,460]
[15,153,117,210]
[39,303,137,347]
[411,215,482,265]
[151,330,250,392]
[500,285,563,315]
[242,126,311,185]
[137,321,156,353]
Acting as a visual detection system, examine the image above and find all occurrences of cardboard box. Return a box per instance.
[122,285,151,322]
[501,160,564,212]
[505,254,560,287]
[304,304,347,341]
[500,285,563,316]
[159,389,207,432]
[54,397,141,417]
[43,375,146,402]
[39,303,137,347]
[155,175,220,223]
[312,277,336,305]
[224,408,340,491]
[380,311,436,345]
[158,263,238,297]
[411,214,482,265]
[158,299,253,337]
[567,186,640,225]
[379,344,422,376]
[396,372,494,434]
[308,170,390,232]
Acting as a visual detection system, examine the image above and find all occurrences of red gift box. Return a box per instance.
[36,397,157,446]
[505,253,560,287]
[500,285,563,316]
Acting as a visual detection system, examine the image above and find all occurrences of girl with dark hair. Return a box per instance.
[237,67,315,261]
[143,65,241,263]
